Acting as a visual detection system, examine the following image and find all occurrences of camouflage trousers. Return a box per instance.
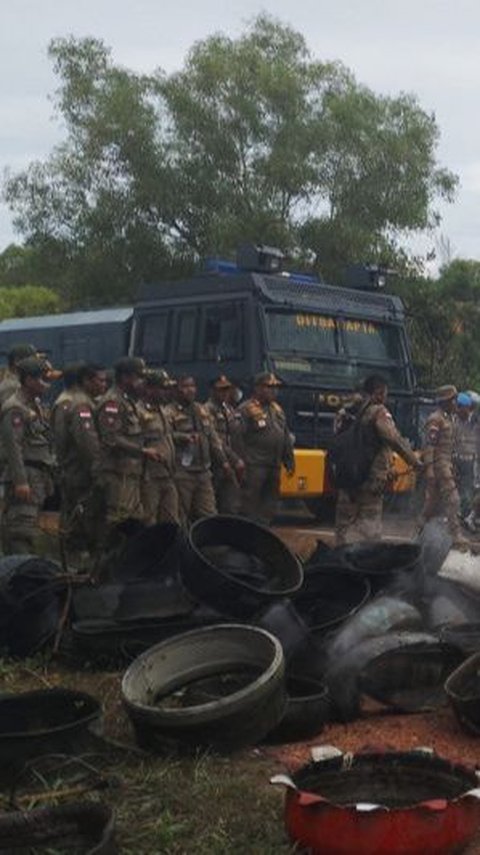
[2,466,54,554]
[175,471,217,526]
[420,477,462,540]
[334,485,384,546]
[102,470,143,526]
[240,465,281,527]
[141,476,180,526]
[59,476,105,556]
[455,459,475,518]
[213,471,241,515]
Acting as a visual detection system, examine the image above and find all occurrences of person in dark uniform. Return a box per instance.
[205,375,245,514]
[0,357,55,553]
[237,372,295,525]
[166,375,230,524]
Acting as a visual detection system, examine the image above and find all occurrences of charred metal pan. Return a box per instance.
[294,569,371,636]
[445,652,480,736]
[360,640,463,712]
[262,676,331,744]
[183,515,303,620]
[0,801,116,853]
[0,688,103,774]
[122,624,286,753]
[335,542,422,595]
[271,748,480,855]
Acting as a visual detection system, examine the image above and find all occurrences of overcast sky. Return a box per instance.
[2,0,480,267]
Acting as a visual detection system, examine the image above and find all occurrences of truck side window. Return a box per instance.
[139,313,169,363]
[175,309,198,361]
[201,303,244,361]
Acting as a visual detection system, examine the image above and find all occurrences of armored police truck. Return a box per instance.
[0,246,418,509]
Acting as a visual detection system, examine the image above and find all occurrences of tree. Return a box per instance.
[3,37,180,306]
[393,259,480,390]
[3,17,457,305]
[0,285,62,320]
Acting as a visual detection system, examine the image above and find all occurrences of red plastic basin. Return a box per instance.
[272,748,480,855]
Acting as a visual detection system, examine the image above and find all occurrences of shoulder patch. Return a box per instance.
[426,424,440,445]
[104,403,119,414]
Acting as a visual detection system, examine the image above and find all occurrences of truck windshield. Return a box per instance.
[265,310,409,390]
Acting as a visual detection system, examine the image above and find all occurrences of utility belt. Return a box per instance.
[456,455,476,462]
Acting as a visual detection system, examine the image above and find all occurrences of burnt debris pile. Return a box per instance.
[4,513,480,757]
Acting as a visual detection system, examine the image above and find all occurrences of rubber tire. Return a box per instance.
[122,624,286,753]
[262,676,331,744]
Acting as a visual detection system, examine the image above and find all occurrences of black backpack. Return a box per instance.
[328,402,380,490]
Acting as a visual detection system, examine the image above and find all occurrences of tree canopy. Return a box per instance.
[394,259,480,391]
[2,16,457,306]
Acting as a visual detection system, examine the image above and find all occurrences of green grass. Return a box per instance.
[0,656,294,854]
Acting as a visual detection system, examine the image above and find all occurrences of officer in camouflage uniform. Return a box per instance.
[57,362,107,558]
[51,362,86,467]
[335,374,422,546]
[0,357,55,553]
[166,375,230,524]
[0,344,38,407]
[96,357,161,528]
[421,384,469,547]
[204,375,245,514]
[140,370,179,525]
[237,372,295,526]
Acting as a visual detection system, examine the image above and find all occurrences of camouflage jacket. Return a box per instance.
[236,398,294,469]
[0,389,53,485]
[166,401,227,473]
